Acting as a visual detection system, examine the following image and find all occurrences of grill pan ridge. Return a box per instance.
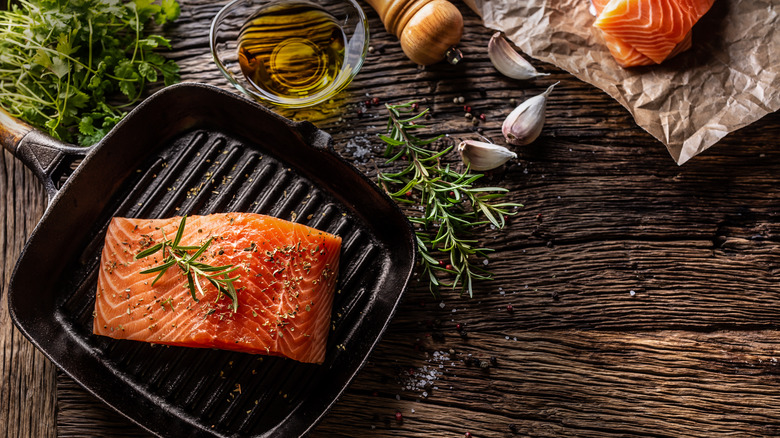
[5,83,416,437]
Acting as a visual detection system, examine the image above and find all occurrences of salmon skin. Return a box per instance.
[591,0,712,67]
[93,213,341,364]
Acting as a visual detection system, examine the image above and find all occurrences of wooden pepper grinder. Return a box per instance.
[363,0,464,66]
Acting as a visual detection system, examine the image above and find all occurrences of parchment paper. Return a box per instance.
[464,0,780,164]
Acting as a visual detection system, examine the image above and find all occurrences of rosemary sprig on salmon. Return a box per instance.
[135,216,241,312]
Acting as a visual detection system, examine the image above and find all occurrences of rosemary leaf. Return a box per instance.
[172,216,187,247]
[135,242,164,260]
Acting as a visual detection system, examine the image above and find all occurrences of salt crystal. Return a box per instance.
[439,302,445,309]
[344,136,375,162]
[452,309,456,313]
[630,290,636,297]
[396,394,401,400]
[422,391,428,397]
[411,409,415,413]
[505,336,510,340]
[483,259,489,266]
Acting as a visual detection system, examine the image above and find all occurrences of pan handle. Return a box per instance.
[0,108,88,202]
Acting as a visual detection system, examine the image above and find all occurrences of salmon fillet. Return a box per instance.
[593,0,714,64]
[591,0,696,67]
[93,213,341,364]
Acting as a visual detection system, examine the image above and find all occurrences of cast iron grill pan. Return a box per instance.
[5,83,416,437]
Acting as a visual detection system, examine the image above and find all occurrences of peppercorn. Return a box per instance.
[465,112,473,119]
[372,97,380,105]
[463,105,471,113]
[411,102,419,111]
[479,113,486,121]
[490,356,498,366]
[506,304,514,312]
[395,411,403,423]
[456,323,463,331]
[465,433,473,438]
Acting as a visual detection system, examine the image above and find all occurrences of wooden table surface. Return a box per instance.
[3,1,780,437]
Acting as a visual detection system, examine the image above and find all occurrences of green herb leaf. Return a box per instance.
[172,216,186,247]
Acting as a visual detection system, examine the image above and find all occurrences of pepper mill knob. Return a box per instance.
[364,0,464,66]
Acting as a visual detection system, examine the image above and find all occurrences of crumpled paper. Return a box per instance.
[464,0,780,164]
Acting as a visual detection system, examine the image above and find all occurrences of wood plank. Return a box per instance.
[314,329,780,437]
[0,150,56,438]
[0,0,767,437]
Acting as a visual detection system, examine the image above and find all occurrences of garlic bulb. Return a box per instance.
[488,32,549,80]
[458,140,517,171]
[502,82,559,146]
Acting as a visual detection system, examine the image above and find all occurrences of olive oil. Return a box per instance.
[237,2,347,100]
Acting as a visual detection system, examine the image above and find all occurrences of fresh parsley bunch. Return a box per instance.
[0,0,181,145]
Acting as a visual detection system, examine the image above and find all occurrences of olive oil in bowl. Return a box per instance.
[237,2,347,100]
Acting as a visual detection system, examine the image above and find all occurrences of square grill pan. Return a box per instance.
[6,83,416,437]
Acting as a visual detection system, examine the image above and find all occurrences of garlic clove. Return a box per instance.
[502,82,559,146]
[588,0,598,16]
[458,140,517,171]
[488,32,549,80]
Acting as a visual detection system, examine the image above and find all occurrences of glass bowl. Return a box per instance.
[210,0,369,108]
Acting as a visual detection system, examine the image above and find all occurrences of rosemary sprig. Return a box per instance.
[135,216,241,312]
[378,102,523,297]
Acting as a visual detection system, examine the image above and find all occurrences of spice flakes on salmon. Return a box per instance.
[93,213,341,364]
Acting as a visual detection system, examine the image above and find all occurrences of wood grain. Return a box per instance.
[1,0,779,437]
[0,150,55,438]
